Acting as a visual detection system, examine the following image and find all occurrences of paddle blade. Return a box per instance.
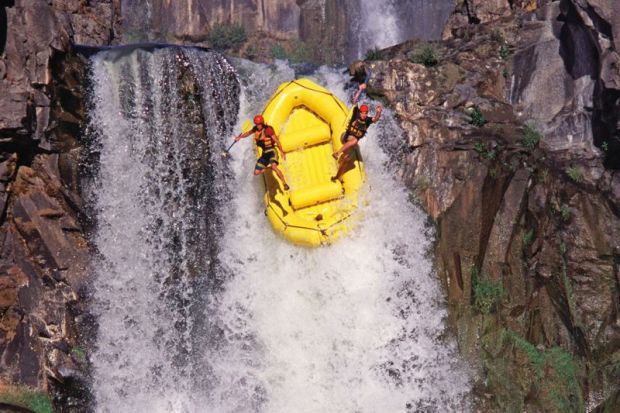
[241,119,253,133]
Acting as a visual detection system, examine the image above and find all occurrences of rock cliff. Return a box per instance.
[0,0,118,411]
[119,0,455,64]
[120,0,348,64]
[367,0,620,410]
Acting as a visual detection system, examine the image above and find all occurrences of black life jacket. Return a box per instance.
[346,107,372,139]
[254,125,276,151]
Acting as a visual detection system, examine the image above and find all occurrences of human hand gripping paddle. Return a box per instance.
[222,120,253,158]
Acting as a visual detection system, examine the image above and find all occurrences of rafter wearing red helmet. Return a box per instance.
[331,103,382,182]
[233,114,290,190]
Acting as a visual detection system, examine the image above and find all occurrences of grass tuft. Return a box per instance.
[469,106,487,127]
[471,267,504,314]
[409,45,439,67]
[522,125,542,149]
[207,23,247,51]
[364,47,383,61]
[0,387,54,413]
[566,167,584,183]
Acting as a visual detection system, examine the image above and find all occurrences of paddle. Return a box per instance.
[222,119,254,158]
[221,140,237,158]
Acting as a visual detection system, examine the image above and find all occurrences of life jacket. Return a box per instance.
[254,125,276,151]
[346,107,372,139]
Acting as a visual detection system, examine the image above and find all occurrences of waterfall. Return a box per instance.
[86,47,471,412]
[204,61,472,412]
[85,46,239,412]
[347,0,455,60]
[120,1,455,61]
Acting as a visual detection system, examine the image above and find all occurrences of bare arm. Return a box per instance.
[272,133,286,160]
[372,105,383,123]
[234,129,253,141]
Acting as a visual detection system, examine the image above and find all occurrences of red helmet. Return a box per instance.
[359,104,369,113]
[253,114,264,125]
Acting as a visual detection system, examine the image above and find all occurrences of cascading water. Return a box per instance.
[85,46,239,412]
[119,0,455,62]
[203,61,472,412]
[347,0,455,60]
[86,47,471,412]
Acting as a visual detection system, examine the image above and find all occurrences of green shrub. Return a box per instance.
[71,346,87,363]
[566,166,584,183]
[522,125,542,149]
[545,347,583,412]
[559,204,570,221]
[471,267,504,314]
[503,330,584,412]
[503,329,544,376]
[522,229,534,248]
[270,43,288,60]
[484,149,496,160]
[474,278,504,314]
[491,30,505,43]
[602,141,609,152]
[0,387,54,413]
[473,142,485,154]
[409,45,439,67]
[207,23,247,51]
[499,44,510,60]
[288,40,316,63]
[469,106,487,127]
[364,47,383,61]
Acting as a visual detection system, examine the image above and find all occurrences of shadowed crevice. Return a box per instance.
[0,0,15,56]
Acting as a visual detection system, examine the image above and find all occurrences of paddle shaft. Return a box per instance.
[224,140,237,153]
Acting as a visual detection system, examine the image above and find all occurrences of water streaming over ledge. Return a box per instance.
[86,47,472,412]
[85,46,239,412]
[347,0,455,60]
[120,0,455,61]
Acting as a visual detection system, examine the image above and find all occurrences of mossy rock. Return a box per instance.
[0,385,54,413]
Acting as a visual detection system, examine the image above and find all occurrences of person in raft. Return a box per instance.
[347,60,372,104]
[234,114,290,190]
[331,103,382,182]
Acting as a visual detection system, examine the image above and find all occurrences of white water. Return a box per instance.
[86,47,239,412]
[204,61,471,412]
[348,0,455,60]
[350,0,401,58]
[87,49,471,412]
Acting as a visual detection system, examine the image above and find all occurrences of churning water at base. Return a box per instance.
[207,61,471,412]
[86,48,471,412]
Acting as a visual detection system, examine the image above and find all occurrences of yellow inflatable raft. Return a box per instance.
[254,79,365,247]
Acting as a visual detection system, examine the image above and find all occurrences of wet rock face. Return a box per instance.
[370,3,619,410]
[120,0,348,63]
[0,155,92,409]
[511,0,620,169]
[1,0,118,147]
[123,0,299,41]
[0,0,118,411]
[510,1,600,162]
[564,0,620,169]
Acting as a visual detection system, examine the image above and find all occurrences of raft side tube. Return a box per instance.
[289,181,343,210]
[281,124,331,152]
